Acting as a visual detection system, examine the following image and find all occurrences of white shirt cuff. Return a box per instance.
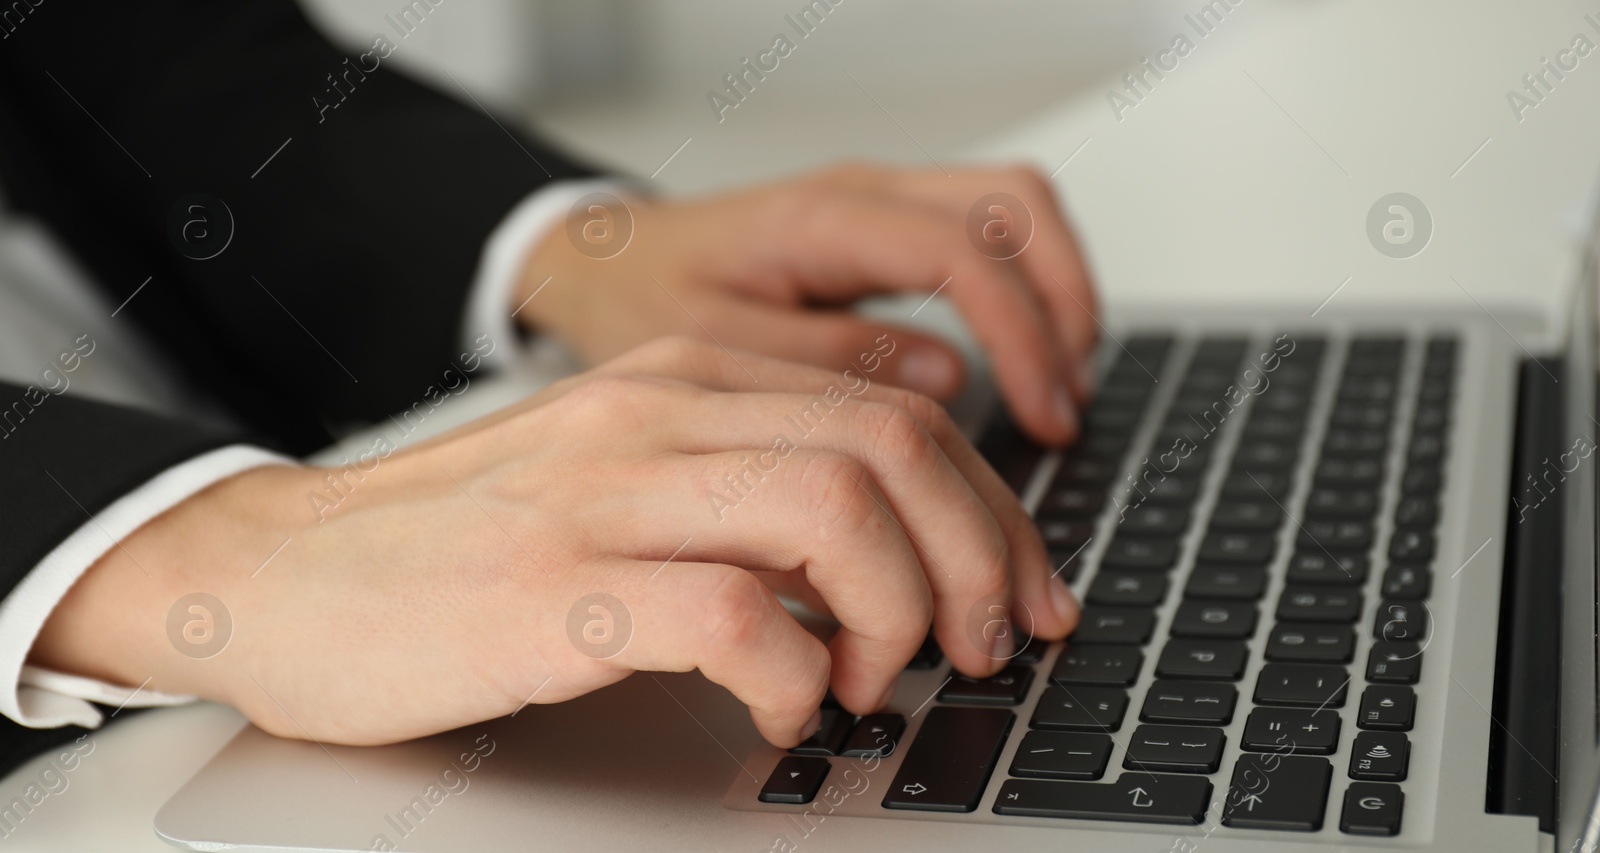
[461,178,631,370]
[0,445,295,729]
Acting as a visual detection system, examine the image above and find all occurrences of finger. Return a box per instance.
[710,300,967,400]
[589,558,832,747]
[606,338,1080,641]
[758,193,1078,444]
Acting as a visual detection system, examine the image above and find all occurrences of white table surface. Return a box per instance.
[8,0,1600,849]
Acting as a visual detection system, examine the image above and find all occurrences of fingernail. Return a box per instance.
[800,709,823,741]
[1049,576,1079,626]
[991,617,1015,662]
[898,347,957,397]
[1054,386,1079,435]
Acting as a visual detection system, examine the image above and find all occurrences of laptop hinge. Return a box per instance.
[1487,356,1563,832]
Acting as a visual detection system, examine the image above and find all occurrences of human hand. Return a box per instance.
[518,164,1098,445]
[33,338,1080,749]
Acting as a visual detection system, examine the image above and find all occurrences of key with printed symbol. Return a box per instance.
[1170,601,1257,639]
[1382,564,1432,600]
[1276,586,1363,623]
[882,707,1013,812]
[1349,731,1409,781]
[759,756,830,804]
[1051,644,1144,686]
[1266,623,1354,663]
[1358,686,1415,731]
[938,665,1034,706]
[1086,571,1168,607]
[1185,565,1266,601]
[1221,754,1332,831]
[992,774,1210,824]
[1242,708,1340,754]
[1375,599,1429,642]
[1139,680,1237,725]
[840,713,904,758]
[1030,685,1129,732]
[1155,639,1248,680]
[1341,782,1405,835]
[1367,641,1422,684]
[1123,724,1225,774]
[1253,663,1349,707]
[1286,552,1368,585]
[1009,731,1113,780]
[1071,607,1155,645]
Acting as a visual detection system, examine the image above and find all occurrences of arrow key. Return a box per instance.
[759,756,830,805]
[840,713,905,758]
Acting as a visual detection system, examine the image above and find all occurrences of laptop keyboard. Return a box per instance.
[744,331,1456,838]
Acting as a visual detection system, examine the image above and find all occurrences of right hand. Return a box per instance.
[34,337,1079,749]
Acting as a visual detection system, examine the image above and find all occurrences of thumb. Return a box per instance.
[716,301,968,400]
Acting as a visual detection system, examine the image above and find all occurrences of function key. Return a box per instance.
[760,756,830,804]
[1388,528,1436,562]
[1030,685,1129,731]
[1185,565,1267,601]
[1276,586,1364,623]
[1253,663,1349,708]
[1086,571,1168,607]
[1051,644,1144,686]
[840,713,905,758]
[1366,641,1422,684]
[1393,496,1439,528]
[993,774,1210,824]
[1401,465,1442,495]
[1009,731,1112,780]
[1341,782,1405,836]
[1358,685,1416,731]
[883,707,1013,812]
[1266,623,1355,663]
[938,666,1035,706]
[1124,724,1226,774]
[1242,708,1340,755]
[1221,754,1332,831]
[1140,680,1238,725]
[1155,639,1248,680]
[1169,601,1258,639]
[1349,731,1409,781]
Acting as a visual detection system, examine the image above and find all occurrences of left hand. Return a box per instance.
[516,163,1099,446]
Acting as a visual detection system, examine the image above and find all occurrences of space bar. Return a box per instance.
[994,776,1211,824]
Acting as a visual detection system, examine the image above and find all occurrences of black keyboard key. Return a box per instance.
[1046,549,1084,584]
[1341,782,1405,836]
[1209,501,1281,532]
[1031,685,1128,731]
[1241,414,1303,440]
[760,756,830,804]
[883,707,1013,812]
[1124,725,1225,774]
[1242,708,1340,754]
[1051,644,1144,686]
[1037,518,1094,548]
[1086,571,1168,607]
[1140,476,1202,506]
[1254,663,1349,708]
[1358,686,1416,731]
[1382,564,1432,599]
[1350,732,1409,781]
[1010,731,1112,779]
[1170,601,1258,639]
[1286,551,1368,584]
[1072,608,1155,645]
[906,634,943,670]
[1233,443,1298,470]
[1222,469,1291,499]
[1298,520,1373,552]
[993,774,1210,824]
[1322,429,1388,458]
[1221,754,1332,830]
[1155,639,1248,680]
[1305,488,1379,520]
[1401,465,1442,494]
[1331,404,1391,430]
[1389,527,1436,561]
[1037,487,1106,518]
[1010,634,1047,665]
[790,709,852,755]
[1394,496,1438,528]
[1185,565,1266,600]
[1118,506,1190,537]
[1140,680,1237,725]
[840,713,905,758]
[1316,458,1384,488]
[1277,587,1363,623]
[1198,533,1275,566]
[1375,599,1429,642]
[1367,641,1422,684]
[1266,623,1354,663]
[1413,404,1449,430]
[939,666,1035,706]
[1053,454,1118,485]
[1101,537,1179,571]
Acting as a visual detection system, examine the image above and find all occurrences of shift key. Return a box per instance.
[883,707,1014,812]
[994,774,1210,824]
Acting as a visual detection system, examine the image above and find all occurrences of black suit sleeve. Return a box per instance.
[0,0,603,451]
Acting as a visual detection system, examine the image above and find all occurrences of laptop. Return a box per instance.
[147,210,1600,851]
